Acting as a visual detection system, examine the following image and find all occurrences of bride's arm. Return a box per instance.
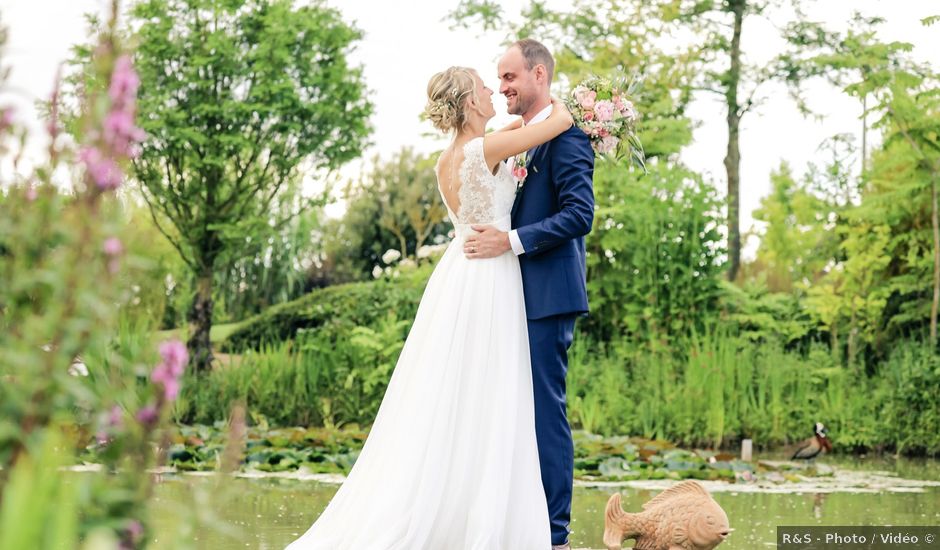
[490,118,523,133]
[481,98,572,170]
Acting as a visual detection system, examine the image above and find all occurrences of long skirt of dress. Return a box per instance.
[285,223,551,550]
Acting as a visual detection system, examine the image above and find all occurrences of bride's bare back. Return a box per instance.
[435,137,516,226]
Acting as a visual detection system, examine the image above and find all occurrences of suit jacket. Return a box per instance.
[511,125,595,320]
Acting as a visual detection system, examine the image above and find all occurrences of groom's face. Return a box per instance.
[498,47,541,117]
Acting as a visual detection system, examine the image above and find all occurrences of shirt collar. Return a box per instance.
[523,103,553,126]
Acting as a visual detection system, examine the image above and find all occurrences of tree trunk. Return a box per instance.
[861,94,868,176]
[931,168,939,344]
[724,0,745,282]
[187,270,215,372]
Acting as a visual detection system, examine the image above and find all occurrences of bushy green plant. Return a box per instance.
[0,9,195,547]
[584,161,725,344]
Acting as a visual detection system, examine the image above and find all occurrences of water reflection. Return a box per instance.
[142,470,940,550]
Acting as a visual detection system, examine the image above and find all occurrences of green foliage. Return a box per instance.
[0,428,81,550]
[881,343,940,455]
[179,309,411,427]
[221,263,432,353]
[318,148,450,284]
[585,161,725,342]
[213,203,323,323]
[566,330,940,454]
[750,161,842,292]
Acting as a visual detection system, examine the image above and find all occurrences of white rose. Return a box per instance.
[372,265,384,279]
[382,249,401,264]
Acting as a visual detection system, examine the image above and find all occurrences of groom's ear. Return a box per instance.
[534,64,549,85]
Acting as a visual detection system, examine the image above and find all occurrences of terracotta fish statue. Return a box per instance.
[603,480,733,550]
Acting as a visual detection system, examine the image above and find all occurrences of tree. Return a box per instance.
[780,13,940,345]
[750,136,857,293]
[126,0,372,371]
[372,148,448,260]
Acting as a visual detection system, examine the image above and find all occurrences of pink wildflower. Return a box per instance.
[80,147,123,189]
[109,55,140,106]
[136,405,158,426]
[103,237,123,257]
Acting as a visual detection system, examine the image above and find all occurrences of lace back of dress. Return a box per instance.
[454,138,496,224]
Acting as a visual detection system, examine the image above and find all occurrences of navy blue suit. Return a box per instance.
[511,125,594,545]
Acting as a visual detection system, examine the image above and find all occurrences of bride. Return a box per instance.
[285,66,573,550]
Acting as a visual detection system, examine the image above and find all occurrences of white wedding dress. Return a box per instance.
[285,137,551,550]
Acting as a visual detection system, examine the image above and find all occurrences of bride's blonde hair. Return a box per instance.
[425,67,478,133]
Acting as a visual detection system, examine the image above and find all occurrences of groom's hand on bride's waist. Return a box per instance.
[464,225,511,259]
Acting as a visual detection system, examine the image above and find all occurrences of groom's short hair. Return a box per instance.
[511,38,554,82]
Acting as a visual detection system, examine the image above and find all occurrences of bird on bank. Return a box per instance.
[791,422,833,461]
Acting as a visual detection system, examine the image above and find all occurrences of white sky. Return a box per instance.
[1,0,937,257]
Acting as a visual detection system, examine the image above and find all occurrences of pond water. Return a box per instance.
[143,455,940,549]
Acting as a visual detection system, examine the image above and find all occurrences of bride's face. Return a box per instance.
[469,71,496,120]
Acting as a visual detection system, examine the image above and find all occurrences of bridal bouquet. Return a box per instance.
[565,74,645,169]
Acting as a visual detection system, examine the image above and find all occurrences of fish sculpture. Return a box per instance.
[603,480,733,550]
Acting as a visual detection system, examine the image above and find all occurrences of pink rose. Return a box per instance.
[583,111,594,122]
[575,88,596,110]
[620,100,637,122]
[594,100,615,122]
[512,166,528,181]
[596,135,619,154]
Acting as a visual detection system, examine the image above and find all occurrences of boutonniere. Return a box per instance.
[512,151,536,195]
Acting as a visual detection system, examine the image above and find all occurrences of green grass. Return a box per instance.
[156,321,244,345]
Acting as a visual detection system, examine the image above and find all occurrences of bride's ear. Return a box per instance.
[468,96,485,117]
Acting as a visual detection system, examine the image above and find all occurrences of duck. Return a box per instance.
[791,421,833,460]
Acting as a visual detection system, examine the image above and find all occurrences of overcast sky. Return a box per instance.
[1,1,937,255]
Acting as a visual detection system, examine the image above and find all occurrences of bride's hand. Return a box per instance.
[550,97,574,128]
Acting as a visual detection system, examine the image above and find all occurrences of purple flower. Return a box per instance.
[103,110,147,158]
[127,519,144,541]
[103,237,123,257]
[0,107,13,129]
[136,405,158,426]
[80,147,123,190]
[96,431,111,445]
[108,405,124,429]
[151,340,187,401]
[159,340,188,377]
[109,55,140,106]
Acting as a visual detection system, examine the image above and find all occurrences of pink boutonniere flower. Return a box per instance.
[512,151,529,195]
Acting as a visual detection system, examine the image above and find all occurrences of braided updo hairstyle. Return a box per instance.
[425,67,478,133]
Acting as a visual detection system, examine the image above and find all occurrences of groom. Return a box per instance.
[463,38,595,550]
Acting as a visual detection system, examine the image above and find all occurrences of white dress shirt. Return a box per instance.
[508,103,553,256]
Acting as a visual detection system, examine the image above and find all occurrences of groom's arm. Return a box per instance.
[514,129,594,256]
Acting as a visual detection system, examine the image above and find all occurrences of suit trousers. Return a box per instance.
[527,313,577,546]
